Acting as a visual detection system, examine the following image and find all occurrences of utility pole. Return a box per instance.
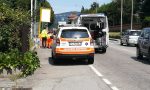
[34,0,37,36]
[96,0,98,13]
[31,0,33,38]
[121,0,123,34]
[131,0,134,30]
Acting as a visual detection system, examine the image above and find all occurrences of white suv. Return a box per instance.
[51,26,95,64]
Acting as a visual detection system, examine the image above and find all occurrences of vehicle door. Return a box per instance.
[141,29,150,55]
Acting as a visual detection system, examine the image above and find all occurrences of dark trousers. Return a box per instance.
[42,37,47,48]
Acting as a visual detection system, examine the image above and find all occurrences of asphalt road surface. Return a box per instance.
[15,40,150,90]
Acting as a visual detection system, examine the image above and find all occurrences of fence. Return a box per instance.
[109,24,142,32]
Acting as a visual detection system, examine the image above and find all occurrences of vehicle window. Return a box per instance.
[124,31,128,35]
[145,29,150,34]
[140,31,144,37]
[143,29,150,38]
[90,24,99,31]
[129,31,141,36]
[61,29,89,38]
[82,17,106,30]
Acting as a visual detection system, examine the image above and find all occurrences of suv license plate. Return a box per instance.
[69,42,82,46]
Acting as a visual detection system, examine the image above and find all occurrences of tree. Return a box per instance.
[0,0,30,52]
[141,0,150,27]
[81,6,85,13]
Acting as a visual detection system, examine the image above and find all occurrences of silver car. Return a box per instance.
[120,30,141,46]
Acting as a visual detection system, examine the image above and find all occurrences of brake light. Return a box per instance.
[56,38,60,46]
[91,32,94,38]
[90,39,94,46]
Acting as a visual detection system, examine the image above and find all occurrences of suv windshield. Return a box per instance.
[61,29,89,38]
[129,31,141,36]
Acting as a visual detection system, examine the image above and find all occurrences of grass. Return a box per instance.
[9,73,22,81]
[109,32,121,39]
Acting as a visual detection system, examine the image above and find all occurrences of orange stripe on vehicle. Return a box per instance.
[56,51,94,55]
[55,48,94,54]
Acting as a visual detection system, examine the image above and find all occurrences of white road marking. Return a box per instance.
[89,65,103,77]
[89,65,119,90]
[111,86,119,90]
[103,78,112,85]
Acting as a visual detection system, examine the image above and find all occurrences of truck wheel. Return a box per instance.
[88,57,94,64]
[136,47,143,59]
[102,48,106,53]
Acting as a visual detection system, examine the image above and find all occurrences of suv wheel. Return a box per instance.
[148,50,150,61]
[88,57,94,64]
[126,40,129,46]
[136,47,143,59]
[120,40,123,45]
[52,52,57,64]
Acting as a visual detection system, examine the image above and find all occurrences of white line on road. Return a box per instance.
[111,86,119,90]
[89,65,119,90]
[103,78,112,85]
[89,65,103,77]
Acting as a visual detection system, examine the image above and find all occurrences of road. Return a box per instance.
[94,40,150,90]
[17,40,150,90]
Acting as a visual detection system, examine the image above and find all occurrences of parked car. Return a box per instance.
[136,28,150,60]
[51,26,95,64]
[120,30,141,46]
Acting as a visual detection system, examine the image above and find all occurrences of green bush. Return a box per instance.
[0,50,40,77]
[21,51,40,76]
[0,1,30,52]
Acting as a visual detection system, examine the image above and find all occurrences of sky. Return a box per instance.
[48,0,112,14]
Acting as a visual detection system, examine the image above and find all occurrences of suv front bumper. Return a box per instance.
[54,53,94,59]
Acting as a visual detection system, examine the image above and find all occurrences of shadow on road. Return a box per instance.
[48,57,88,66]
[131,57,150,65]
[120,44,136,47]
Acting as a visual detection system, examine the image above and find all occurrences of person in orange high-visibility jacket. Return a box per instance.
[41,28,48,48]
[46,31,53,48]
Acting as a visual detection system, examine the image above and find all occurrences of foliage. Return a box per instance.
[143,16,150,27]
[109,32,120,39]
[0,0,40,77]
[81,0,150,27]
[141,0,150,17]
[0,50,40,77]
[21,51,40,76]
[0,0,30,52]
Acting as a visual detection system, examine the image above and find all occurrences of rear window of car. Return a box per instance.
[61,29,89,38]
[129,31,141,36]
